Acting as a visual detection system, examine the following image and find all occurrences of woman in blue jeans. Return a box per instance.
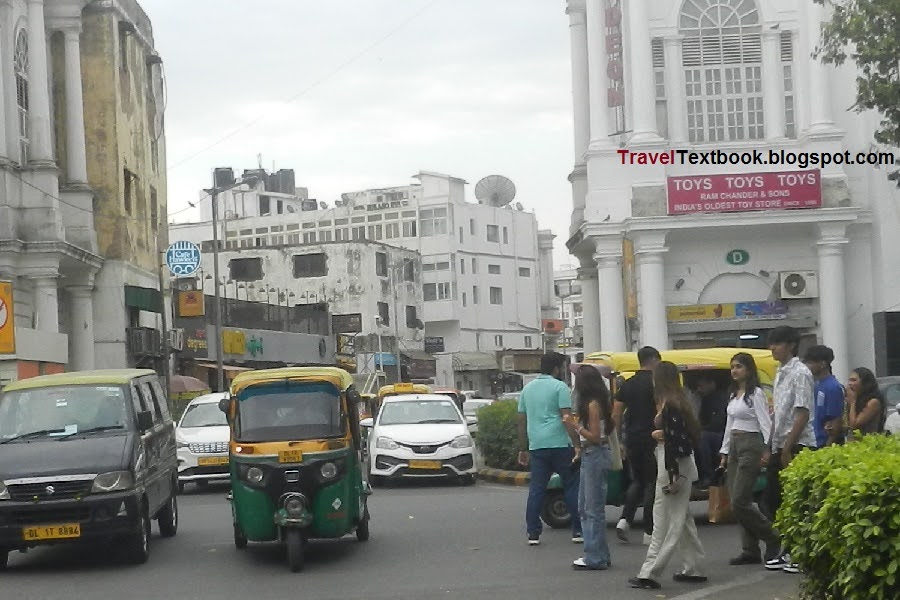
[565,366,613,570]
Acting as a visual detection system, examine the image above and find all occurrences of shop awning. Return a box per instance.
[451,352,498,372]
[124,285,162,313]
[193,361,253,372]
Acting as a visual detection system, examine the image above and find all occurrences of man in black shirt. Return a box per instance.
[694,375,729,489]
[613,346,661,544]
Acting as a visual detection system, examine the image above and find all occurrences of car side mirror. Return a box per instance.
[136,411,153,432]
[218,397,230,413]
[360,417,374,428]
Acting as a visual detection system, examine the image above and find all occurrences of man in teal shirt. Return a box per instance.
[517,352,581,545]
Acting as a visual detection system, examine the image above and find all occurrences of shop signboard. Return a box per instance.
[424,336,445,353]
[0,281,15,354]
[667,301,788,322]
[667,170,822,215]
[332,313,363,334]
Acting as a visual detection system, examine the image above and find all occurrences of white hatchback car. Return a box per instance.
[362,394,477,486]
[175,392,231,491]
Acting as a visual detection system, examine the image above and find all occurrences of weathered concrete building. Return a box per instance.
[0,0,166,386]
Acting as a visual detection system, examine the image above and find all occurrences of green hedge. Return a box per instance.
[776,434,900,600]
[474,400,526,471]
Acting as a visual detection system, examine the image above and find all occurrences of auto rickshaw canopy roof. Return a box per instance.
[230,367,355,396]
[584,348,778,379]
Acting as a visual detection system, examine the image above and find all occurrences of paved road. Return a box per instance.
[2,481,798,600]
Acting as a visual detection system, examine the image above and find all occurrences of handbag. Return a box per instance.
[608,429,623,471]
[708,485,734,524]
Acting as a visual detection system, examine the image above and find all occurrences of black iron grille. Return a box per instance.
[8,480,94,502]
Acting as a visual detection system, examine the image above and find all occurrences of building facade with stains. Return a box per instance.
[0,0,164,385]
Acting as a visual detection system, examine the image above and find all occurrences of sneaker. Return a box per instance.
[572,534,584,544]
[573,557,608,571]
[643,533,652,546]
[628,577,661,590]
[729,553,762,566]
[782,554,801,574]
[527,532,540,546]
[616,518,629,542]
[764,543,782,563]
[765,553,788,570]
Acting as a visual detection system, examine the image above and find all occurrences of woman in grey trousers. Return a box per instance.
[719,352,780,565]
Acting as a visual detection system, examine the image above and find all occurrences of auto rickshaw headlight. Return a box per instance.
[246,466,265,484]
[320,462,338,479]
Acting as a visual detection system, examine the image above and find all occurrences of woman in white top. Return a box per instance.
[718,352,781,566]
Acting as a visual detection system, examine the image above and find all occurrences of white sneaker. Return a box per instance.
[616,518,629,542]
[643,533,652,546]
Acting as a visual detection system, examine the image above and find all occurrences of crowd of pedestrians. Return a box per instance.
[515,325,889,591]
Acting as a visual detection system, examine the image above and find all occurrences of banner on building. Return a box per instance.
[667,170,822,215]
[177,290,205,317]
[667,301,789,323]
[0,281,15,354]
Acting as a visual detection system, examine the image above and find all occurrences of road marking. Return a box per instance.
[668,571,769,600]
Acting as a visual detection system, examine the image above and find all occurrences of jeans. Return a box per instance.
[726,431,778,557]
[579,445,612,568]
[697,431,724,484]
[526,446,580,538]
[621,440,656,535]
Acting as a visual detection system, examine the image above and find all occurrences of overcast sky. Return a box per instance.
[143,0,576,267]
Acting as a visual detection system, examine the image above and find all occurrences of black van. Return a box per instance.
[0,369,179,568]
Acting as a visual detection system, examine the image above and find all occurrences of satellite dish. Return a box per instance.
[319,201,327,209]
[475,175,516,207]
[515,202,523,211]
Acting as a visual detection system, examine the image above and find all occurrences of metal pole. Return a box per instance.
[211,189,225,392]
[376,318,384,386]
[392,265,402,382]
[156,236,171,408]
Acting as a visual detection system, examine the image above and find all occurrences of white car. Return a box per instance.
[362,394,477,486]
[463,399,494,434]
[175,392,231,491]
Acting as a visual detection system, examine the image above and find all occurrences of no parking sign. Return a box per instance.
[165,241,202,277]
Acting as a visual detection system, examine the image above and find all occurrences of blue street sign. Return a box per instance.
[165,241,202,276]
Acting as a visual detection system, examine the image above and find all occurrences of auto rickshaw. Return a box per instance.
[220,367,371,572]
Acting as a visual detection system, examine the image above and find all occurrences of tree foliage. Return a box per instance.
[814,0,900,147]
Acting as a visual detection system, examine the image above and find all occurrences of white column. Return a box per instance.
[585,0,612,149]
[806,1,836,134]
[633,233,669,350]
[626,0,661,144]
[568,0,590,233]
[663,36,687,143]
[31,274,59,333]
[817,225,849,381]
[594,240,627,351]
[63,27,88,184]
[761,30,785,140]
[0,20,8,163]
[26,0,53,164]
[68,284,96,370]
[577,263,601,354]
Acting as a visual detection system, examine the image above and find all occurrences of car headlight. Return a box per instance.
[91,471,134,493]
[283,494,307,517]
[450,435,473,449]
[320,462,338,479]
[376,436,399,450]
[0,481,9,501]
[176,437,189,450]
[246,466,264,484]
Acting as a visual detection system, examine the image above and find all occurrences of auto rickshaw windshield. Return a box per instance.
[234,382,344,443]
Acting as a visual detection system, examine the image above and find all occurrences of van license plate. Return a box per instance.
[279,450,303,463]
[23,524,81,541]
[198,456,229,466]
[408,460,441,470]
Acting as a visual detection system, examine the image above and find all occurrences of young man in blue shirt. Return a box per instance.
[803,345,845,448]
[517,352,582,546]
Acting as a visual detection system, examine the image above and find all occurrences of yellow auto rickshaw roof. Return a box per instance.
[378,383,432,397]
[1,369,158,392]
[230,367,354,395]
[585,348,778,375]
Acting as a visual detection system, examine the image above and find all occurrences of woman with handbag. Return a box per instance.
[565,366,614,571]
[629,362,706,590]
[718,352,781,566]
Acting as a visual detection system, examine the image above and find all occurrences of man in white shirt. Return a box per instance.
[764,326,816,574]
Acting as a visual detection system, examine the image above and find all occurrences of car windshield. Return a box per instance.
[463,400,492,416]
[235,382,342,442]
[180,401,228,428]
[379,400,462,425]
[0,385,130,441]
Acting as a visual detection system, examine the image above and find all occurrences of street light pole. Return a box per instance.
[391,265,402,382]
[210,189,225,392]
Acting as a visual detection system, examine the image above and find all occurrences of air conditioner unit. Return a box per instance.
[779,271,819,299]
[168,328,184,351]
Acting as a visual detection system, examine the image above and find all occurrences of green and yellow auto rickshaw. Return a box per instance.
[220,367,371,572]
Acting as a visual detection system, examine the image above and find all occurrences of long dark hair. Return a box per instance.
[575,366,613,436]
[851,367,886,430]
[729,352,762,407]
[653,361,701,446]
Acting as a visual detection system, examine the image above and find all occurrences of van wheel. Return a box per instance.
[356,506,370,542]
[285,530,305,572]
[124,505,151,564]
[157,494,178,538]
[541,490,572,529]
[233,523,247,550]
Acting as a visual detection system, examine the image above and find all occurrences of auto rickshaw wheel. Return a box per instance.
[356,507,370,542]
[541,489,572,529]
[285,530,305,572]
[233,523,247,550]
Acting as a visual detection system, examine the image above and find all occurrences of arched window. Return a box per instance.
[14,29,29,163]
[679,0,762,143]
